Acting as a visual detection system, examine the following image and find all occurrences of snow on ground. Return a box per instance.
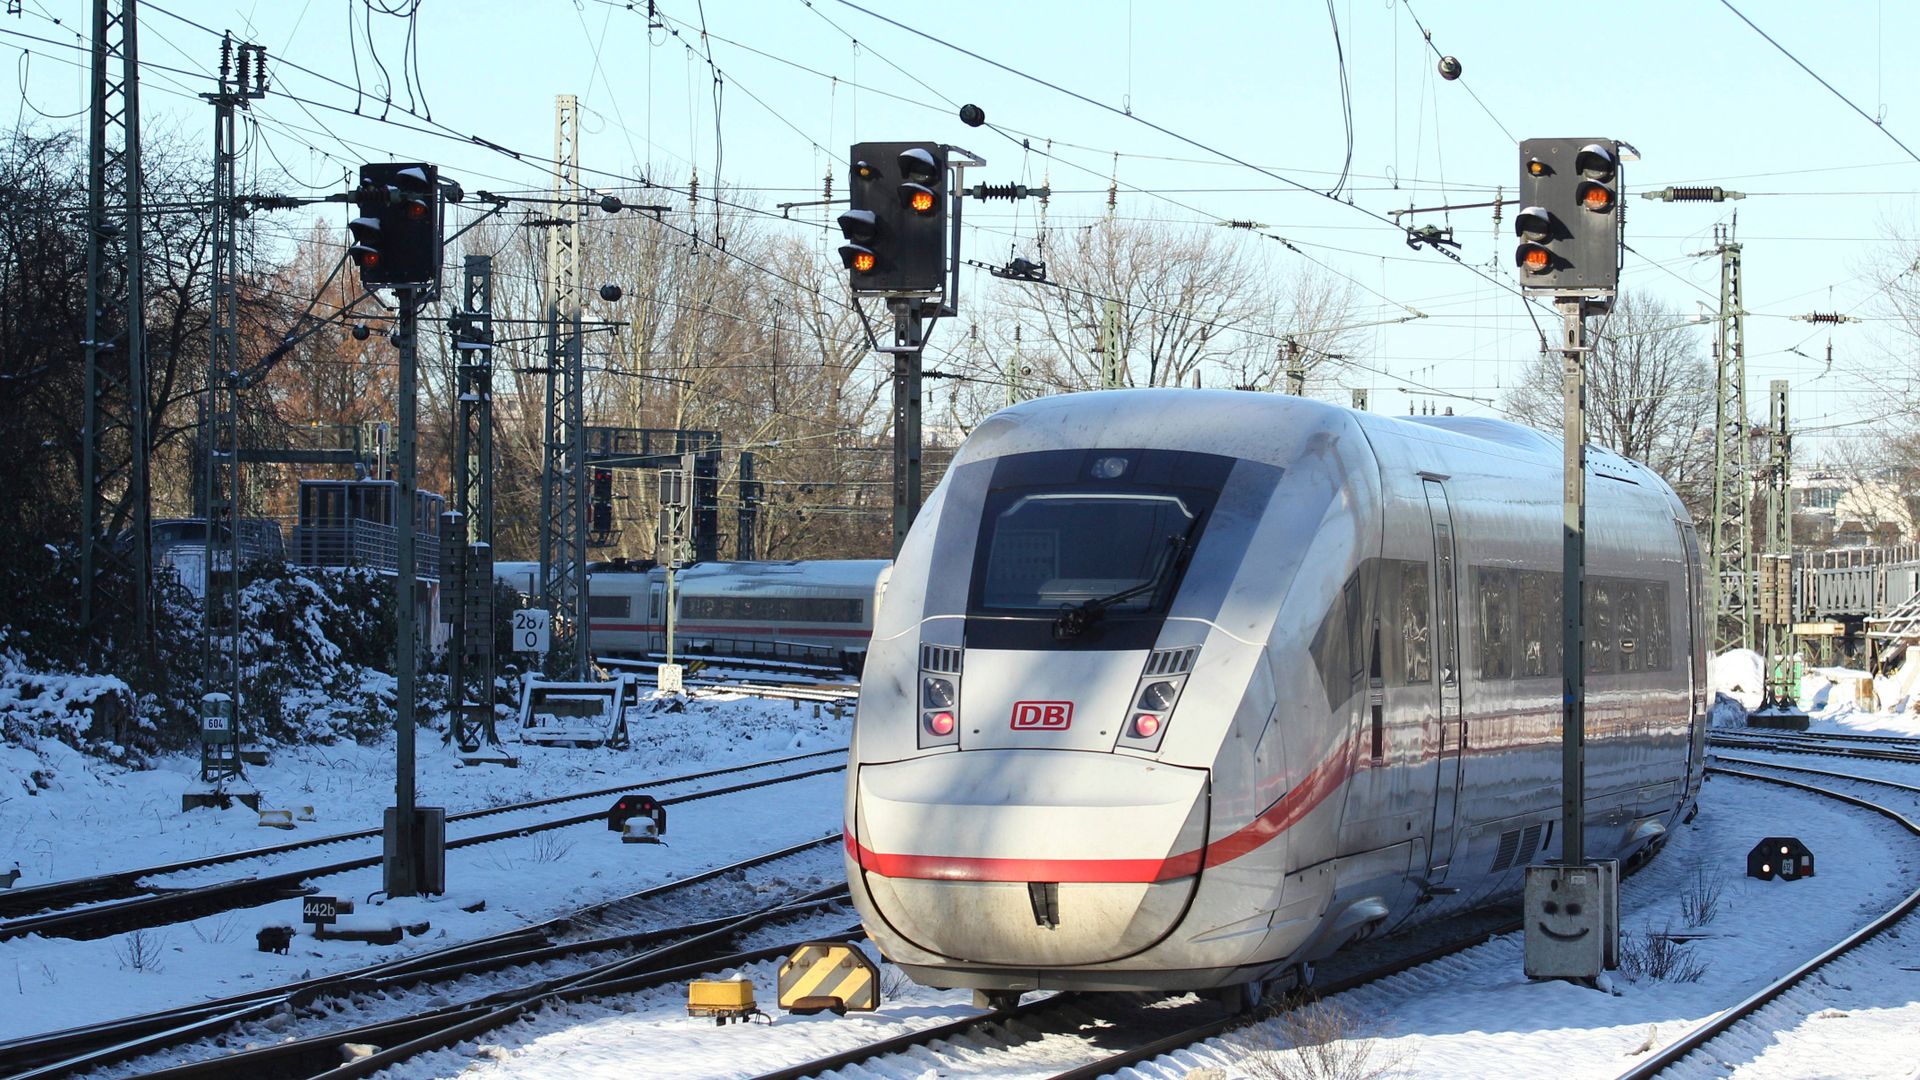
[7,655,1920,1078]
[0,690,849,1040]
[355,757,1920,1080]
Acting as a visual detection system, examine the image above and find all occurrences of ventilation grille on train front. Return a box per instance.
[1144,647,1199,676]
[1490,822,1544,874]
[920,644,962,674]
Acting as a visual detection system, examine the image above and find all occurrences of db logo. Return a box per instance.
[1010,701,1073,730]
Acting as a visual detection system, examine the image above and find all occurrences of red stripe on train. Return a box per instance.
[846,750,1349,884]
[592,622,872,638]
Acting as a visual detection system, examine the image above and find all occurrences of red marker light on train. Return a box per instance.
[925,711,956,736]
[1132,713,1161,738]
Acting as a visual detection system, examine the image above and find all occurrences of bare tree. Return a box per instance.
[1504,290,1715,521]
[1000,218,1271,392]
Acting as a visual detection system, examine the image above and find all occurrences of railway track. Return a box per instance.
[0,748,845,942]
[1614,766,1920,1079]
[1706,727,1920,764]
[601,656,859,704]
[747,906,1527,1080]
[3,834,850,1080]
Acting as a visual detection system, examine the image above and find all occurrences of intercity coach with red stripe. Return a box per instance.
[845,388,1707,1011]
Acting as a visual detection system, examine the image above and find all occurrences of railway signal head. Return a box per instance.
[349,162,444,291]
[1514,138,1621,299]
[839,141,948,295]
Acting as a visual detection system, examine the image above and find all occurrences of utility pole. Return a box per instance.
[537,95,589,679]
[81,0,152,651]
[1285,339,1305,395]
[1709,219,1753,653]
[198,34,265,788]
[890,300,927,554]
[380,284,433,891]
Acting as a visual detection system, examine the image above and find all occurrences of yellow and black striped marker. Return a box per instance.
[777,941,879,1015]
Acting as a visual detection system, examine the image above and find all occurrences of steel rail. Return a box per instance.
[0,757,844,942]
[3,833,844,1079]
[135,901,863,1080]
[0,746,844,924]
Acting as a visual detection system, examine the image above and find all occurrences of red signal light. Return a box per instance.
[1522,246,1550,273]
[1581,185,1613,212]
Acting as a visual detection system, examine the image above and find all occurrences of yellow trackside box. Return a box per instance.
[687,978,758,1022]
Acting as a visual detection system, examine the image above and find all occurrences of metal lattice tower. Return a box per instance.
[1708,219,1753,653]
[537,95,589,678]
[81,0,151,647]
[447,256,508,757]
[198,36,265,781]
[1761,379,1796,694]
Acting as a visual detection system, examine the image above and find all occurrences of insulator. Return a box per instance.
[970,183,1026,201]
[1669,186,1722,202]
[1808,312,1843,324]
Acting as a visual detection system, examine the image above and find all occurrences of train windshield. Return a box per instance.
[975,492,1198,615]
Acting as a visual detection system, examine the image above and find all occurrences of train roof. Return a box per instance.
[591,559,891,588]
[962,389,1669,491]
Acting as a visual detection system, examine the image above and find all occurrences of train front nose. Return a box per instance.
[849,750,1210,967]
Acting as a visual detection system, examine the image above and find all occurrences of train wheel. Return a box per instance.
[1217,979,1265,1014]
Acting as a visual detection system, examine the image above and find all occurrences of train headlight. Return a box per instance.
[1137,681,1178,712]
[923,676,956,710]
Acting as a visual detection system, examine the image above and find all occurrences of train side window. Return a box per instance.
[1343,578,1365,681]
[1518,569,1560,678]
[1369,621,1385,763]
[1619,581,1644,673]
[1476,567,1515,681]
[1399,560,1432,685]
[1587,580,1615,675]
[588,594,630,619]
[1646,581,1671,670]
[649,588,661,620]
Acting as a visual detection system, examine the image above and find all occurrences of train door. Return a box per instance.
[1678,521,1708,797]
[1422,479,1465,883]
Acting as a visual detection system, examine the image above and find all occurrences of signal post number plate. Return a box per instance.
[1011,701,1073,731]
[302,897,338,924]
[512,608,551,654]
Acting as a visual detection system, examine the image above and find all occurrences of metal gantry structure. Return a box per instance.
[446,256,509,759]
[1761,379,1796,697]
[537,94,590,679]
[1709,219,1754,653]
[81,0,151,649]
[198,35,267,783]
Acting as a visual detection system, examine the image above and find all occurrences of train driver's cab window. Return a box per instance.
[974,493,1197,615]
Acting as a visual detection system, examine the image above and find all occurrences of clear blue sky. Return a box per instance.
[9,1,1918,452]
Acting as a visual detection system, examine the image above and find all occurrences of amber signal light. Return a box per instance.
[852,251,876,273]
[910,189,936,213]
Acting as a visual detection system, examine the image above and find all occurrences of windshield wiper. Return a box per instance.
[1052,526,1197,640]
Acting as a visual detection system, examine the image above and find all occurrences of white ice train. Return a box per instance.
[588,560,892,670]
[844,389,1708,1007]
